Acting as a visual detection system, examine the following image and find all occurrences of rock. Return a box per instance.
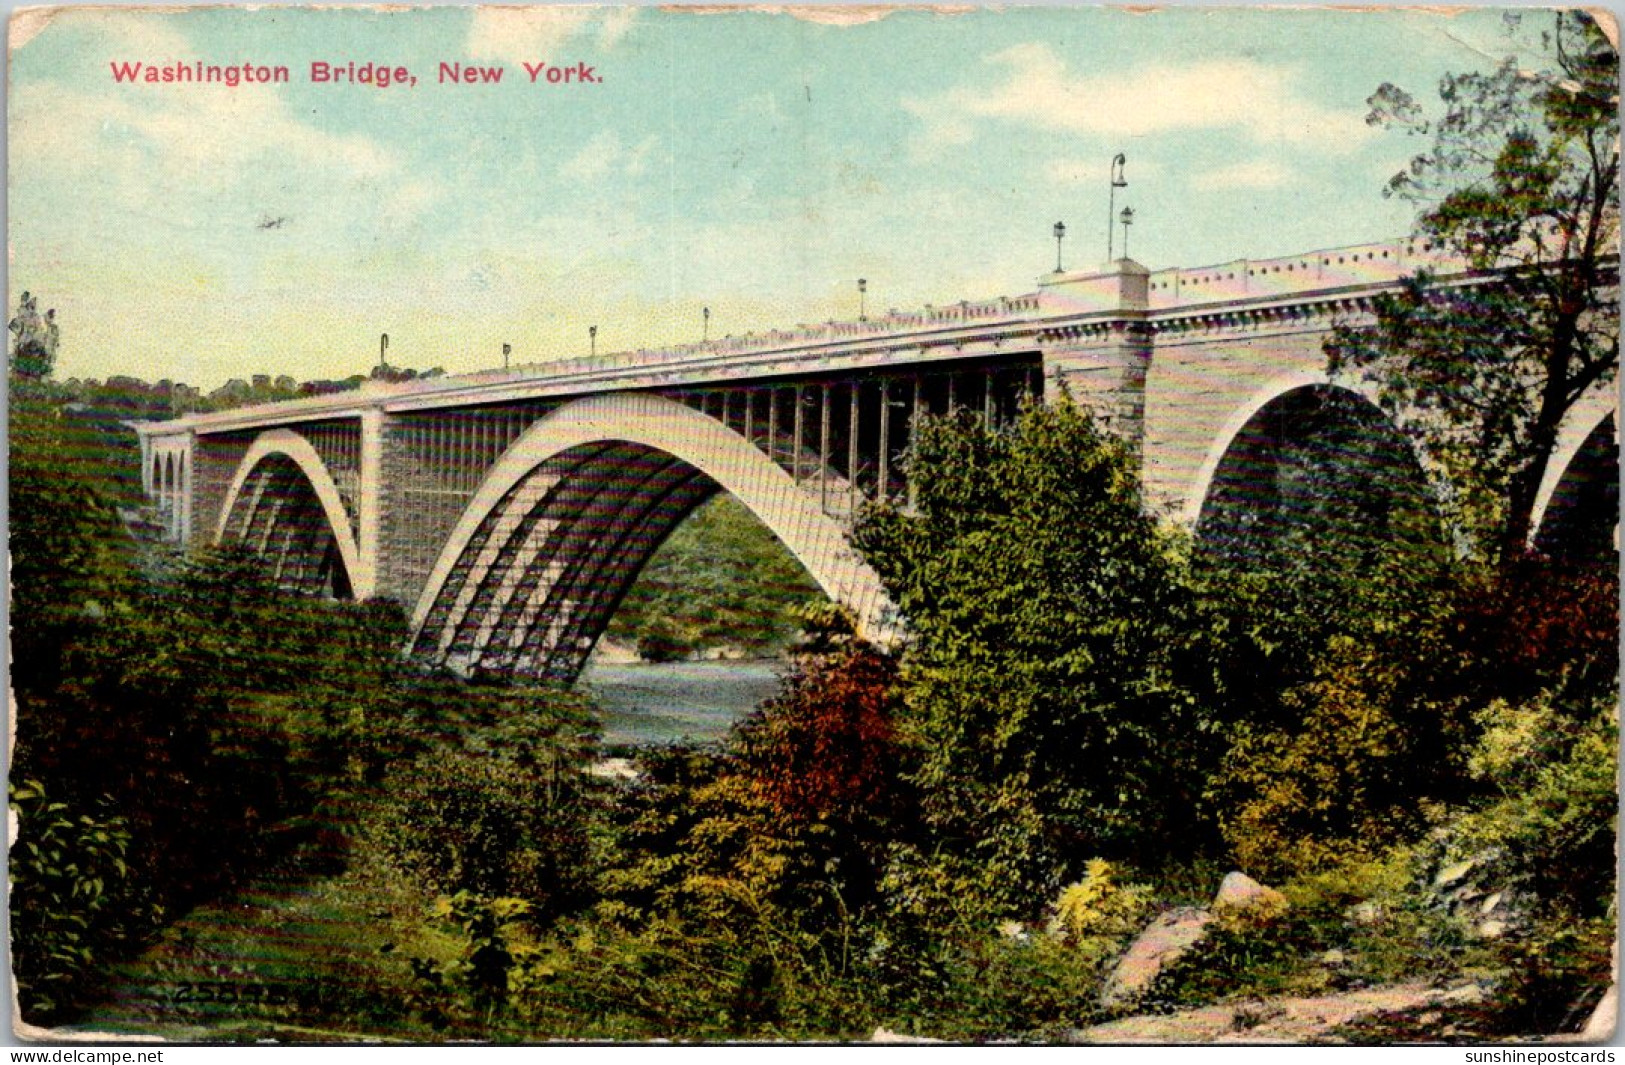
[1433,984,1487,1006]
[1348,901,1383,926]
[588,758,639,781]
[1432,858,1476,890]
[1102,907,1212,1009]
[1213,872,1287,916]
[871,1028,944,1044]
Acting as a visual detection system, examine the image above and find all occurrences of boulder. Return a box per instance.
[1101,907,1212,1009]
[1212,871,1288,922]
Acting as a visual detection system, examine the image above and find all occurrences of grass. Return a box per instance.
[71,788,451,1042]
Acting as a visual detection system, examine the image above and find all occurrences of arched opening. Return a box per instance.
[221,453,355,599]
[1196,384,1440,570]
[583,492,826,745]
[411,441,825,686]
[599,493,824,663]
[409,392,892,687]
[1534,414,1618,563]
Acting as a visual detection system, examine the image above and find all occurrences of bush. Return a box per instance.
[1049,860,1154,948]
[9,781,154,1023]
[377,686,600,924]
[855,398,1223,912]
[1439,689,1618,919]
[1213,629,1479,880]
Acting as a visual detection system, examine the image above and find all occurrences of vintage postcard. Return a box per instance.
[7,2,1619,1048]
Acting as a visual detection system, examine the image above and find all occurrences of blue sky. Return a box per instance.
[8,4,1547,387]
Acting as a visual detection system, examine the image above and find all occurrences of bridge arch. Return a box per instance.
[217,429,361,597]
[1190,377,1435,561]
[1532,385,1619,557]
[1179,372,1399,525]
[408,392,894,682]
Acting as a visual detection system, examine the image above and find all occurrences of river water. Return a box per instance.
[577,659,787,747]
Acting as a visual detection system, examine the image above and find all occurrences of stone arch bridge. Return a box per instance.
[136,239,1618,682]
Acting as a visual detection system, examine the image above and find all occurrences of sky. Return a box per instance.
[7,4,1561,388]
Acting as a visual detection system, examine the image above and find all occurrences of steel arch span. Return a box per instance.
[407,392,896,683]
[217,429,362,598]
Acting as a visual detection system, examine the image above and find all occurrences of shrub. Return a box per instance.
[377,685,600,924]
[1214,634,1469,880]
[1440,689,1618,919]
[1049,860,1154,947]
[855,398,1223,912]
[408,892,536,1030]
[9,781,154,1023]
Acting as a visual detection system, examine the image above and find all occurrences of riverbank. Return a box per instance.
[577,657,787,747]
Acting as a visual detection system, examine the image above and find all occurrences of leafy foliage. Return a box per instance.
[1329,11,1619,560]
[855,398,1222,912]
[1213,634,1467,878]
[377,686,600,920]
[1048,860,1155,948]
[604,493,823,660]
[8,781,150,1024]
[1444,689,1618,920]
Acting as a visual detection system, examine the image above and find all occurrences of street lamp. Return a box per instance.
[1053,221,1066,273]
[1119,207,1135,261]
[703,306,711,342]
[858,278,868,321]
[1107,153,1127,261]
[589,324,598,358]
[379,332,389,370]
[502,342,511,370]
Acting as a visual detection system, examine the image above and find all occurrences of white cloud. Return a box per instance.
[1191,159,1295,191]
[466,7,637,66]
[908,43,1374,157]
[12,80,395,200]
[1045,156,1162,186]
[13,10,397,197]
[559,131,659,183]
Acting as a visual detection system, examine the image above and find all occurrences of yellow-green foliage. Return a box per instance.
[1048,859,1153,947]
[1466,694,1566,791]
[1445,690,1618,916]
[1214,636,1433,879]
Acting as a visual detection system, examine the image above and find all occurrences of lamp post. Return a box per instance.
[703,306,710,341]
[379,332,389,369]
[502,342,511,370]
[1119,206,1135,261]
[1107,153,1127,261]
[589,325,597,358]
[1053,221,1066,273]
[858,278,868,321]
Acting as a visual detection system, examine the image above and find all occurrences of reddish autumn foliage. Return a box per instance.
[735,647,904,830]
[1452,554,1619,705]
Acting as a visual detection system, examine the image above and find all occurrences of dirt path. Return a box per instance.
[1067,982,1489,1043]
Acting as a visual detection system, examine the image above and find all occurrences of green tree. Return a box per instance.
[605,494,823,661]
[854,399,1220,914]
[1328,11,1618,562]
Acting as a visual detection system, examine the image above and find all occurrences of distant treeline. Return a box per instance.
[50,363,444,504]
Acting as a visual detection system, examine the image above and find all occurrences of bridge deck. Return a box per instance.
[133,237,1461,442]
